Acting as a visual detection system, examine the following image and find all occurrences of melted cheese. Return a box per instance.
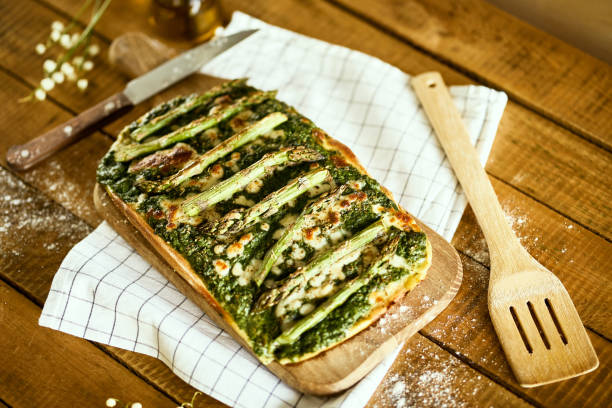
[226,242,244,258]
[280,213,297,227]
[289,244,306,260]
[231,258,261,286]
[213,259,230,276]
[234,195,255,207]
[303,227,327,250]
[246,178,263,194]
[299,303,314,316]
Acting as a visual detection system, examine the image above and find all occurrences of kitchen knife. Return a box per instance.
[6,29,257,171]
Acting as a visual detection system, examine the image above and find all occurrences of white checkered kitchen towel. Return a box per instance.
[40,12,507,408]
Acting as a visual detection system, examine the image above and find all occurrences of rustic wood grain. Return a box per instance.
[0,166,531,407]
[0,281,177,408]
[366,334,534,408]
[453,178,612,339]
[6,92,131,171]
[0,166,226,407]
[0,70,109,226]
[331,0,612,151]
[0,0,609,406]
[0,0,124,112]
[422,254,612,408]
[11,0,612,238]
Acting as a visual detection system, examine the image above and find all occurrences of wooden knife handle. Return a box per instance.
[6,92,132,171]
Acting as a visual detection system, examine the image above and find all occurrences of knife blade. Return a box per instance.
[6,29,258,171]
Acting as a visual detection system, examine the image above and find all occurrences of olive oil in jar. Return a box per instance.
[150,0,222,42]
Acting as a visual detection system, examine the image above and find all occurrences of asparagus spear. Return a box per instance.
[254,218,390,311]
[130,79,247,142]
[153,112,288,192]
[268,236,400,351]
[180,147,324,218]
[213,167,330,236]
[253,185,348,287]
[114,91,275,162]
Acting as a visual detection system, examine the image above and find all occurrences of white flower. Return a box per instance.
[60,62,75,75]
[83,60,94,71]
[77,78,88,91]
[40,77,55,91]
[87,44,100,56]
[60,33,72,49]
[105,398,117,407]
[52,71,65,83]
[50,30,60,42]
[34,88,46,101]
[35,43,46,55]
[130,403,142,408]
[73,56,84,66]
[43,59,57,73]
[71,33,80,45]
[51,21,64,32]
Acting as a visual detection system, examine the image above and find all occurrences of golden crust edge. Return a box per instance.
[103,185,254,351]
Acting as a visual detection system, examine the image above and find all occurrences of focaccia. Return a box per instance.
[97,79,432,364]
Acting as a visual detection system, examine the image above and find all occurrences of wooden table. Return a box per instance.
[0,0,610,407]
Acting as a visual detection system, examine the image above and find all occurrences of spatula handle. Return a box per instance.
[412,72,530,274]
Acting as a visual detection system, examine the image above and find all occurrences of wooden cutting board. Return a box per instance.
[93,33,463,395]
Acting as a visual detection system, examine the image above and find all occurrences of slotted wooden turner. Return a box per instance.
[411,72,599,387]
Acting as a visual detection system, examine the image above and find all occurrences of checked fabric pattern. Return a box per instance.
[40,12,507,408]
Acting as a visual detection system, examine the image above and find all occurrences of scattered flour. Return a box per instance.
[0,167,91,262]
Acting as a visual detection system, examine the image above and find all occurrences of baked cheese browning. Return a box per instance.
[96,79,431,364]
[129,79,248,142]
[114,90,276,162]
[155,112,289,192]
[269,236,400,351]
[254,184,348,286]
[254,217,390,312]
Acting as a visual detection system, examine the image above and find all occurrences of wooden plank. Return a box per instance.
[0,281,176,408]
[366,335,533,408]
[0,69,109,226]
[0,0,124,112]
[14,0,612,238]
[331,0,612,151]
[422,254,612,408]
[0,167,533,407]
[0,165,226,407]
[1,0,608,404]
[453,178,612,339]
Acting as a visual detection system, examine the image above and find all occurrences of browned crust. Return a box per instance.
[104,185,254,349]
[103,122,432,365]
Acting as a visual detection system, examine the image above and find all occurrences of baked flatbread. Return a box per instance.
[97,79,431,364]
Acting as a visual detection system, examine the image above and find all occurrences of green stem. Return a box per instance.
[155,112,288,192]
[214,167,330,236]
[114,91,275,161]
[51,0,111,75]
[180,147,324,217]
[255,218,390,311]
[253,185,348,287]
[130,79,248,142]
[268,236,400,351]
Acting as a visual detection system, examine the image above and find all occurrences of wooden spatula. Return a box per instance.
[411,72,599,387]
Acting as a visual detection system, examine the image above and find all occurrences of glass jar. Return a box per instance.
[150,0,222,42]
